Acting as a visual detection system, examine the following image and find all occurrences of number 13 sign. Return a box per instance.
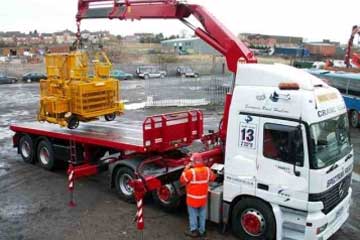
[239,122,257,149]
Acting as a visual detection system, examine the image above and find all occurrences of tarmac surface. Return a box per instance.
[0,81,359,240]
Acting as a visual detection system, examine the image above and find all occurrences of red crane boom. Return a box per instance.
[345,25,360,68]
[76,0,257,74]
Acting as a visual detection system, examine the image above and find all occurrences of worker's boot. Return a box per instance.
[184,230,200,238]
[199,231,208,240]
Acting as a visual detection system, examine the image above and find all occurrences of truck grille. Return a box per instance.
[309,174,351,214]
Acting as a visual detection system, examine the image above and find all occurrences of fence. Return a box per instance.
[145,75,233,107]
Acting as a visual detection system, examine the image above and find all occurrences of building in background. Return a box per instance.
[239,33,303,48]
[53,30,77,44]
[161,37,219,55]
[122,35,141,43]
[304,40,338,58]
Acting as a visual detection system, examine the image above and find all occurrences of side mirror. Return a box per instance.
[293,164,301,177]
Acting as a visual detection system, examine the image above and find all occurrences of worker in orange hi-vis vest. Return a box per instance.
[180,153,217,238]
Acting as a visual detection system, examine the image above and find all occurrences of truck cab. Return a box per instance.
[223,64,353,240]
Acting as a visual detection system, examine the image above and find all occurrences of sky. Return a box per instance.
[0,0,359,44]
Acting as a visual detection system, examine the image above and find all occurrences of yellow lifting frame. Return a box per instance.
[38,50,124,129]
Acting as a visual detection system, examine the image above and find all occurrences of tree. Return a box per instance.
[140,33,165,44]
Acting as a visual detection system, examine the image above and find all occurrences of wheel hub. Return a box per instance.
[119,174,133,196]
[21,142,31,158]
[241,209,265,236]
[158,185,172,203]
[39,147,50,165]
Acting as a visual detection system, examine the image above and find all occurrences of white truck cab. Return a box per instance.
[222,64,353,240]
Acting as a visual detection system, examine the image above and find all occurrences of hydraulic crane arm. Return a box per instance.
[76,0,257,73]
[345,25,360,68]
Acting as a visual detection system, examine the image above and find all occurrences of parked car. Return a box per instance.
[111,70,134,80]
[176,66,199,78]
[22,72,47,82]
[136,66,167,79]
[0,72,17,84]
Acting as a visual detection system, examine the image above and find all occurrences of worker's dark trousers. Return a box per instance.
[188,206,206,234]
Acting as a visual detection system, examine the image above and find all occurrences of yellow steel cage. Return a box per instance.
[38,50,124,129]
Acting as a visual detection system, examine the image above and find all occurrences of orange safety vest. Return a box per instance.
[180,166,216,208]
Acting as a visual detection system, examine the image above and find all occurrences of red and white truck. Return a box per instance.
[10,1,353,239]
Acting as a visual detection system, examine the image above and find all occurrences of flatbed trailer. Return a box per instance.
[10,110,209,172]
[12,110,203,153]
[10,109,222,210]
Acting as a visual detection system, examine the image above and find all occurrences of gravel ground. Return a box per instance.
[0,81,359,240]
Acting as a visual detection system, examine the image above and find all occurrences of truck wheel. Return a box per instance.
[152,184,181,211]
[67,116,79,129]
[144,74,149,79]
[37,140,55,171]
[231,198,276,240]
[105,113,116,121]
[114,167,135,203]
[350,110,359,128]
[19,135,35,164]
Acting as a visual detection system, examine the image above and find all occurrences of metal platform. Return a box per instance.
[10,110,204,153]
[11,121,146,152]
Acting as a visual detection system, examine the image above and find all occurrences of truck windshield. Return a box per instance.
[310,113,351,169]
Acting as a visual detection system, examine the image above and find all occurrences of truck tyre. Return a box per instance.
[105,113,116,121]
[152,184,182,211]
[114,167,135,203]
[350,110,359,128]
[19,135,35,164]
[37,140,56,171]
[67,116,80,129]
[144,74,149,79]
[231,197,276,240]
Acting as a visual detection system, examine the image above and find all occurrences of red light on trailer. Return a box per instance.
[279,82,300,90]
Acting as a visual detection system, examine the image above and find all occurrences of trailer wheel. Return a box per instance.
[350,110,359,128]
[231,197,276,240]
[114,167,135,203]
[152,184,181,211]
[37,140,55,171]
[67,116,80,129]
[105,113,116,121]
[19,135,35,164]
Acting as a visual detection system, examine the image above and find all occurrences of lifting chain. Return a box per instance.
[75,20,82,49]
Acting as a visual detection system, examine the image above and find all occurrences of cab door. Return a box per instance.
[256,118,309,210]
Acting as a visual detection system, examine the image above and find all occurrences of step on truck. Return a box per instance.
[10,1,353,239]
